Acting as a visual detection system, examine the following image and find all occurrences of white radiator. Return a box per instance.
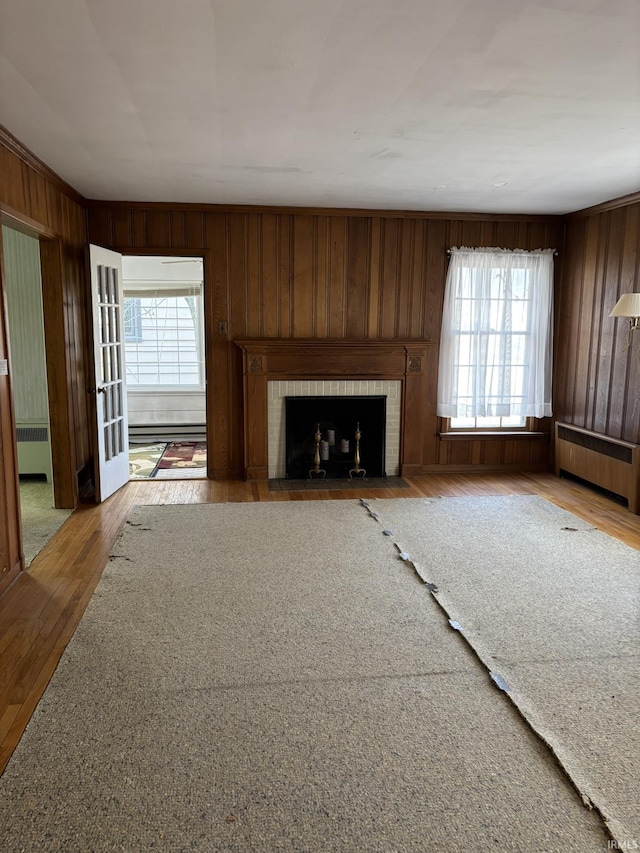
[16,422,53,482]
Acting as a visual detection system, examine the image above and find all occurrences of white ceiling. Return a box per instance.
[0,0,638,214]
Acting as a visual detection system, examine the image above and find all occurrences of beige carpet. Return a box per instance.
[0,499,620,852]
[371,495,640,845]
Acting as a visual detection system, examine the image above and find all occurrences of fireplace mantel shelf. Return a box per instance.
[235,338,433,360]
[234,338,433,346]
[235,339,436,479]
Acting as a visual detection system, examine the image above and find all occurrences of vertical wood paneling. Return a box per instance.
[621,206,640,444]
[423,220,447,341]
[246,214,261,336]
[397,220,413,338]
[367,218,381,338]
[555,218,584,424]
[278,215,292,338]
[587,212,610,431]
[145,210,171,247]
[556,200,640,444]
[592,210,621,434]
[170,211,186,248]
[131,210,146,246]
[379,219,400,339]
[345,218,370,339]
[460,220,483,247]
[40,239,79,508]
[260,215,280,338]
[494,221,518,250]
[184,211,204,248]
[407,221,425,339]
[479,220,497,247]
[292,215,314,337]
[227,214,248,338]
[87,202,575,476]
[328,217,346,337]
[113,209,132,248]
[314,216,329,338]
[573,216,600,425]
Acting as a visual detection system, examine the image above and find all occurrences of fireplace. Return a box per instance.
[235,339,434,480]
[285,396,386,479]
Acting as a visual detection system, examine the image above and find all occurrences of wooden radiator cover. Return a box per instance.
[555,422,639,514]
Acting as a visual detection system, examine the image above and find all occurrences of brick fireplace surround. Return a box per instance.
[235,340,434,480]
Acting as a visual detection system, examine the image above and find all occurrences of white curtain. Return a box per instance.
[437,247,554,419]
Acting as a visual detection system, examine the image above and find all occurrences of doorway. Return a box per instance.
[121,256,207,480]
[1,225,72,563]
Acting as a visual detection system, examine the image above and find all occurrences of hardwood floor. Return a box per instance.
[1,472,638,775]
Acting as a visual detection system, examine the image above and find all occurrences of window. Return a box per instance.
[437,247,554,424]
[123,284,204,387]
[449,415,528,430]
[124,298,142,342]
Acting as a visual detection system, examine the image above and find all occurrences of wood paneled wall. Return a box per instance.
[0,130,89,592]
[0,121,635,593]
[555,199,640,445]
[88,202,563,477]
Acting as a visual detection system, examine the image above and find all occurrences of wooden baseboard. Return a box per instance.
[244,466,269,480]
[403,463,549,475]
[209,467,244,480]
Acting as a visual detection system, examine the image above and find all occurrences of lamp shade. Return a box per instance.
[610,292,640,318]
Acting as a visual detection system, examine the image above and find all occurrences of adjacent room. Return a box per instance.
[0,0,638,851]
[1,225,72,565]
[122,255,207,480]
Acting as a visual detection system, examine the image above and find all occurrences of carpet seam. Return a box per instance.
[149,442,169,478]
[123,668,484,699]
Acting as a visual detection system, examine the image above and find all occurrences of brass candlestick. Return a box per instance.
[309,423,327,479]
[349,422,366,479]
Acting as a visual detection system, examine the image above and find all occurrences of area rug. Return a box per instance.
[370,495,640,845]
[129,442,207,479]
[128,443,168,479]
[0,500,613,852]
[155,441,207,478]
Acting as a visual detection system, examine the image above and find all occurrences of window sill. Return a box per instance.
[439,431,546,441]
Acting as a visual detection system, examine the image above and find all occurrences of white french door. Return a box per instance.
[89,245,129,501]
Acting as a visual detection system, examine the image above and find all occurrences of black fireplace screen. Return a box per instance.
[285,396,386,479]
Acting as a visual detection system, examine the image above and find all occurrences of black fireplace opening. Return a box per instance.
[285,396,386,479]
